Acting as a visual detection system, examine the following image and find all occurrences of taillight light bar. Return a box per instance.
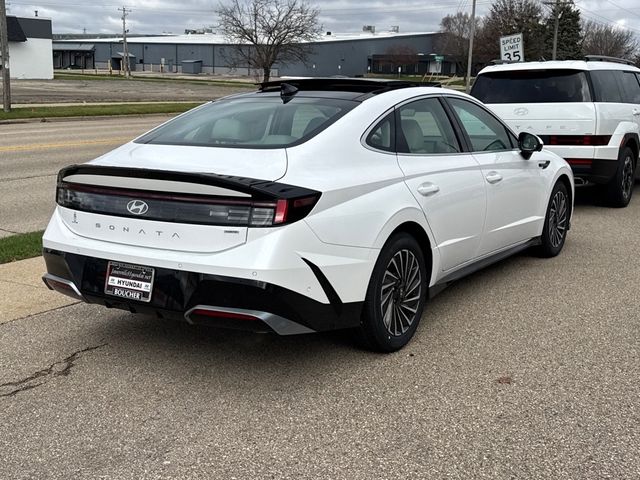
[546,135,611,146]
[565,158,593,166]
[56,181,320,227]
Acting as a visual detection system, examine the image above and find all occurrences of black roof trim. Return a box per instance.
[258,78,440,94]
[584,55,635,66]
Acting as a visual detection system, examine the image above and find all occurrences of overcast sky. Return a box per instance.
[7,0,640,38]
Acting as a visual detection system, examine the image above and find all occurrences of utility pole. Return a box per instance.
[465,0,476,93]
[552,9,563,60]
[545,0,565,61]
[118,6,131,78]
[0,0,11,112]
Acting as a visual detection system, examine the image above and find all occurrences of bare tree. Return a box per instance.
[216,0,321,82]
[581,20,638,60]
[383,44,420,74]
[436,12,479,77]
[475,0,546,63]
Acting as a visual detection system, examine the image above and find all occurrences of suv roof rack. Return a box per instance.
[489,59,521,65]
[258,77,440,94]
[584,55,635,66]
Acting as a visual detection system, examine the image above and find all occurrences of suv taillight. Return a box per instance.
[547,135,611,146]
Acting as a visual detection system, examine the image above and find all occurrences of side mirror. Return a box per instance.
[518,132,543,159]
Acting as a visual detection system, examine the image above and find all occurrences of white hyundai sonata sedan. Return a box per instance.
[42,79,573,351]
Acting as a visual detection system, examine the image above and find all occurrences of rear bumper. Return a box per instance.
[42,249,363,334]
[566,158,619,184]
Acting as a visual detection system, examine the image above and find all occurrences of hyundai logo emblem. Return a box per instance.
[126,199,149,215]
[514,107,529,116]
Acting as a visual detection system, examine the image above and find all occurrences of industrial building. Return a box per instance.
[53,29,455,78]
[5,15,53,79]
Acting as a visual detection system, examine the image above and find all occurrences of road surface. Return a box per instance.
[0,115,173,238]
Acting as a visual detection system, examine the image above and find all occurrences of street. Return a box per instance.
[0,115,174,237]
[4,78,249,104]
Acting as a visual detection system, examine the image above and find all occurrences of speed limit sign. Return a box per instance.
[500,33,524,62]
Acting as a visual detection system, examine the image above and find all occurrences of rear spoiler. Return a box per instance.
[58,164,317,201]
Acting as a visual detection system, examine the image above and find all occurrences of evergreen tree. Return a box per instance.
[544,1,582,60]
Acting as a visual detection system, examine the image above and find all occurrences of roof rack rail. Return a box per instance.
[489,59,521,65]
[258,77,440,94]
[584,55,635,66]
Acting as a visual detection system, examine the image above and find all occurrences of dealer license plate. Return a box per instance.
[104,261,155,303]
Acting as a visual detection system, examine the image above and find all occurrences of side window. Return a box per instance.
[448,98,513,152]
[396,98,460,154]
[365,111,395,152]
[590,71,623,103]
[619,71,640,104]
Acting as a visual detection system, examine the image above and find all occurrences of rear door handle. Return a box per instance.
[633,109,640,116]
[485,171,503,184]
[417,182,440,196]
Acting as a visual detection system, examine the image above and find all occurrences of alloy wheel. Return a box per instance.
[548,190,568,248]
[621,155,634,200]
[380,249,422,337]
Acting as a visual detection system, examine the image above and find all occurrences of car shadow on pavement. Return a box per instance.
[573,181,639,208]
[65,308,391,397]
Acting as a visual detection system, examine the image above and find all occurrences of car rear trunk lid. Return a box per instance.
[55,163,318,253]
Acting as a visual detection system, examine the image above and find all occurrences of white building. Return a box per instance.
[5,16,53,80]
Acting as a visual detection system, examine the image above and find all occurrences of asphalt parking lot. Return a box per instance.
[1,183,639,478]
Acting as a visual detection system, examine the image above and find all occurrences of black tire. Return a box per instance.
[604,146,635,208]
[356,233,427,352]
[537,181,570,258]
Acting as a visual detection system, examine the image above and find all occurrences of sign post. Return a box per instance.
[500,33,524,62]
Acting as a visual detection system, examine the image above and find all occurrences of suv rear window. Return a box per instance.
[136,96,357,149]
[471,69,592,103]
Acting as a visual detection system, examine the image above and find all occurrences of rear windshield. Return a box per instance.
[136,96,357,148]
[471,69,592,103]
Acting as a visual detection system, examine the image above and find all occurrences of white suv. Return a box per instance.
[42,79,573,351]
[472,56,640,207]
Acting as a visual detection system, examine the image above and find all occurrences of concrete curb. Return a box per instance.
[0,256,77,324]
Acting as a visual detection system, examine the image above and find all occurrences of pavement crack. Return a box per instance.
[0,343,107,398]
[0,173,56,184]
[0,301,82,327]
[0,278,42,289]
[0,227,21,234]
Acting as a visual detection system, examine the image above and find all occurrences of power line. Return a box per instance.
[602,0,640,22]
[576,3,640,35]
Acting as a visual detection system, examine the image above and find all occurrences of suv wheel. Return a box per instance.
[604,146,636,207]
[537,181,570,258]
[356,233,427,352]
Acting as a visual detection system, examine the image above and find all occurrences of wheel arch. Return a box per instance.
[557,173,573,209]
[384,221,434,288]
[621,133,639,167]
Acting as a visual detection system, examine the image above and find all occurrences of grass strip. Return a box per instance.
[0,231,44,264]
[54,72,255,88]
[0,102,204,121]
